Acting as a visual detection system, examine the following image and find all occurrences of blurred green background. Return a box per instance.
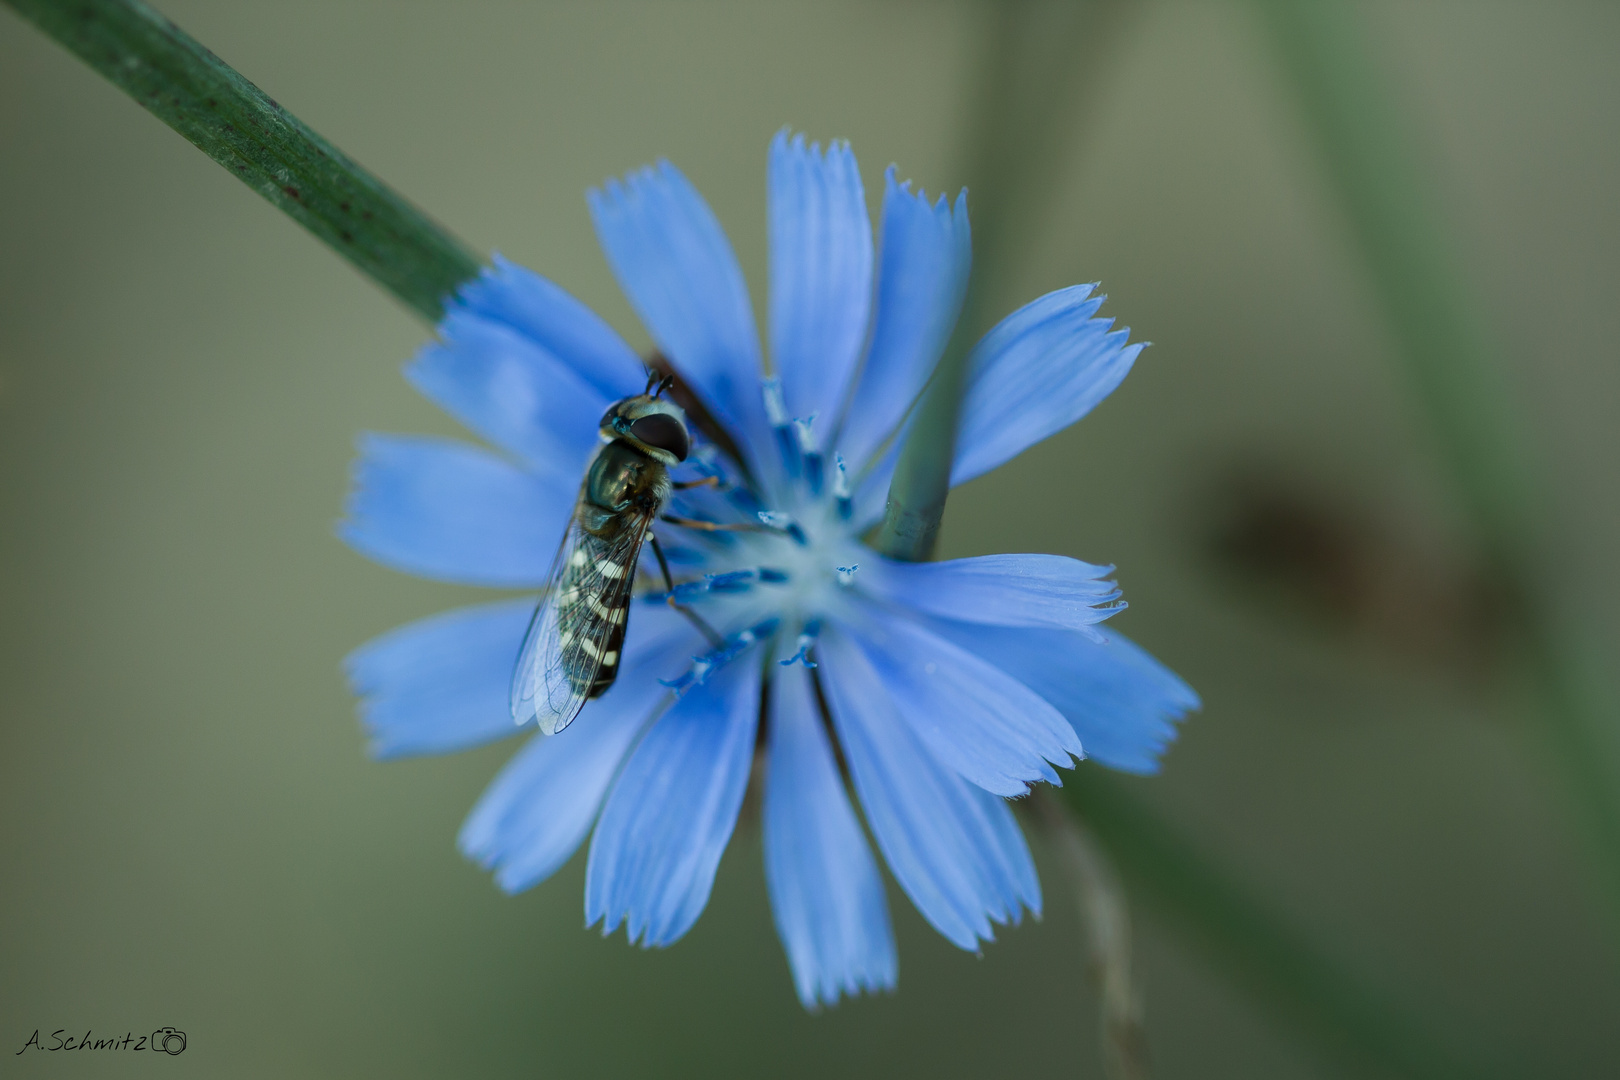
[3,2,1618,1076]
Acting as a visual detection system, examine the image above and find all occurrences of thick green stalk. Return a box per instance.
[1254,0,1620,921]
[878,0,1130,560]
[5,0,482,322]
[1062,772,1506,1080]
[873,2,1014,560]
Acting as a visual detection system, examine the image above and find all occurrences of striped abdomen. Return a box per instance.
[555,531,635,698]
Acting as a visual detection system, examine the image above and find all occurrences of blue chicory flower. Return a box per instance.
[341,131,1199,1009]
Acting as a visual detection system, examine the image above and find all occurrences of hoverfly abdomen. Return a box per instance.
[552,530,634,698]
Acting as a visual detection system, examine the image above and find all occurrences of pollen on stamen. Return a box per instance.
[757,511,808,546]
[762,377,800,479]
[762,377,789,427]
[655,568,764,605]
[794,416,823,495]
[659,617,780,696]
[833,454,852,520]
[780,619,821,669]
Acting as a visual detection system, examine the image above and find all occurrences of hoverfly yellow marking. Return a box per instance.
[599,561,626,580]
[579,637,602,659]
[570,548,588,568]
[601,651,618,666]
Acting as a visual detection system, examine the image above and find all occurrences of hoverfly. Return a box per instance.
[511,375,703,735]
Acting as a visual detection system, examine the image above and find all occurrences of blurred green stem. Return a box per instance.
[878,0,1131,559]
[1036,790,1151,1080]
[1063,772,1501,1080]
[1254,0,1620,925]
[4,0,482,322]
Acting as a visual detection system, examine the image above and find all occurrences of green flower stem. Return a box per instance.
[878,0,1130,561]
[1254,0,1620,923]
[5,0,483,322]
[1062,772,1504,1080]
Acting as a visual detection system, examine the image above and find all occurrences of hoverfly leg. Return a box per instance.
[648,533,678,592]
[661,514,761,532]
[650,535,725,649]
[671,475,720,491]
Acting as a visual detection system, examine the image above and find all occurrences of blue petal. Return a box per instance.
[837,605,1081,797]
[763,662,896,1008]
[835,170,970,471]
[454,255,649,401]
[458,604,701,893]
[585,656,762,947]
[820,628,1040,949]
[952,285,1143,485]
[346,598,536,760]
[589,162,772,469]
[768,131,874,428]
[928,619,1199,775]
[863,553,1123,634]
[339,434,573,587]
[408,307,617,475]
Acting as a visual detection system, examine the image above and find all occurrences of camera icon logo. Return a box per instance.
[150,1028,186,1055]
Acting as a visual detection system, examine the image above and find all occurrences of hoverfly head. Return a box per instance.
[602,395,691,464]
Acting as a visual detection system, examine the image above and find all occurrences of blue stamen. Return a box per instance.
[836,564,859,585]
[762,377,789,427]
[833,454,852,520]
[793,418,823,496]
[792,416,819,452]
[802,452,825,497]
[779,619,821,669]
[660,617,781,696]
[644,567,791,604]
[763,378,800,479]
[757,510,808,546]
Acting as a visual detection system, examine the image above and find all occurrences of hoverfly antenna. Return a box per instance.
[654,374,676,400]
[643,368,662,396]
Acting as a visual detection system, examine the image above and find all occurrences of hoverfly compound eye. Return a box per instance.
[629,413,690,461]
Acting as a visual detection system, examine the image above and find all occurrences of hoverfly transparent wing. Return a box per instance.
[510,504,657,735]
